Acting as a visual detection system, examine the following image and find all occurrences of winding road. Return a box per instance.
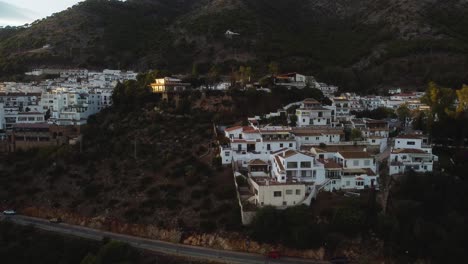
[1,215,329,264]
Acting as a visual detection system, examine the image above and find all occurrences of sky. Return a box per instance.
[0,0,83,26]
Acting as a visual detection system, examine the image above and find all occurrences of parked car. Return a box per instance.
[49,218,62,224]
[266,250,281,259]
[2,210,16,215]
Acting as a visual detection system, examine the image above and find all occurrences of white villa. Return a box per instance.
[296,98,337,127]
[270,149,326,184]
[389,134,437,176]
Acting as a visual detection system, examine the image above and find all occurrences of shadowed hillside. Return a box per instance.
[1,0,468,91]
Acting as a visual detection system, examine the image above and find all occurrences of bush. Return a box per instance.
[191,189,203,200]
[83,184,101,198]
[123,208,139,222]
[200,220,217,233]
[201,197,212,209]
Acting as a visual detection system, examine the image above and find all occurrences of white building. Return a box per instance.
[333,97,352,117]
[150,77,190,93]
[389,134,437,176]
[221,125,297,166]
[292,127,344,148]
[248,177,308,207]
[274,73,307,88]
[270,149,326,184]
[60,69,89,79]
[388,88,402,95]
[0,103,4,131]
[296,98,336,127]
[41,90,102,125]
[333,151,378,190]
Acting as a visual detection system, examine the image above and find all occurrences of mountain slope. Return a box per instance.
[1,0,468,91]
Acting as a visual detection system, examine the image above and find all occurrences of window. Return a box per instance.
[274,191,282,197]
[305,137,309,140]
[303,119,306,122]
[407,141,416,145]
[316,137,320,140]
[301,171,307,177]
[287,162,298,168]
[300,161,311,168]
[286,171,293,177]
[225,151,230,156]
[280,143,283,148]
[267,144,271,150]
[296,189,301,195]
[286,190,293,195]
[372,140,376,143]
[364,160,370,166]
[283,201,287,206]
[353,160,359,166]
[356,181,364,186]
[289,143,293,148]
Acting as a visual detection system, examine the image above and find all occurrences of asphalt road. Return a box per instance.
[0,215,329,264]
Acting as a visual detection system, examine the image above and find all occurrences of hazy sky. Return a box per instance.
[0,0,83,26]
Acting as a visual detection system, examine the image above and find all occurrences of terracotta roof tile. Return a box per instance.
[225,126,242,132]
[249,159,268,166]
[339,151,372,159]
[317,158,342,169]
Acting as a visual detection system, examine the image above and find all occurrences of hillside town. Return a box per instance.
[0,66,462,262]
[220,98,437,223]
[0,69,137,151]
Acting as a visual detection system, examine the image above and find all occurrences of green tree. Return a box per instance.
[268,62,279,76]
[396,104,411,125]
[421,82,456,120]
[80,254,98,264]
[191,63,198,78]
[96,241,139,264]
[289,114,298,127]
[456,84,468,114]
[208,65,220,85]
[245,66,252,83]
[350,128,363,141]
[250,206,283,243]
